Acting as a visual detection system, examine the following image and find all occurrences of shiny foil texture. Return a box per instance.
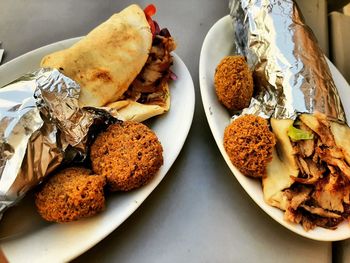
[0,68,116,215]
[229,0,346,123]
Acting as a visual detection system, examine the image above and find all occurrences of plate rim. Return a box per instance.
[199,14,350,242]
[0,37,195,261]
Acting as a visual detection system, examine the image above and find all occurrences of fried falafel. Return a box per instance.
[224,115,275,178]
[214,56,254,111]
[35,167,106,223]
[90,121,163,191]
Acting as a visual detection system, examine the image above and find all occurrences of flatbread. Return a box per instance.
[107,83,171,122]
[330,121,350,165]
[262,118,297,210]
[40,4,152,107]
[263,149,291,210]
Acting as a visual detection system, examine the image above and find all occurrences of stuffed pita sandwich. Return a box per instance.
[40,4,176,122]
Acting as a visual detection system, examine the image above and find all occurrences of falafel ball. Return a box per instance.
[223,115,275,178]
[214,56,254,111]
[90,121,163,191]
[35,167,106,223]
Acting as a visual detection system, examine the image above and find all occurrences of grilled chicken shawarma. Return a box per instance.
[41,4,176,122]
[107,27,176,122]
[41,4,152,108]
[264,113,350,230]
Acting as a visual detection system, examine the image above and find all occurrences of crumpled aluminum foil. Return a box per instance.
[0,68,117,216]
[229,0,346,123]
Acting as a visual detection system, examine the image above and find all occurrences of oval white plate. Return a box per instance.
[0,38,195,262]
[199,15,350,241]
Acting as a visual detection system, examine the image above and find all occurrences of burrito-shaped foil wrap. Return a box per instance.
[229,0,346,123]
[0,68,117,216]
[229,0,350,230]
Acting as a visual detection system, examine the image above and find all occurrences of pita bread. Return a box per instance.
[262,118,297,210]
[330,121,350,165]
[263,149,291,210]
[107,83,171,122]
[40,4,152,107]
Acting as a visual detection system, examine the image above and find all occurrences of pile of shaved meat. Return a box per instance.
[122,27,176,108]
[264,113,350,231]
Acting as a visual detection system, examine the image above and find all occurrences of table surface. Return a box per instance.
[0,0,335,262]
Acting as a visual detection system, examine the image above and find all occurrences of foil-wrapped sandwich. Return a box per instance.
[0,4,174,220]
[0,69,111,216]
[226,0,350,230]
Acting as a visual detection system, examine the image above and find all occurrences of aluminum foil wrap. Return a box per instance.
[229,0,346,123]
[0,68,117,216]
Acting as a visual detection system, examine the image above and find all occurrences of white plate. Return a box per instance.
[0,38,195,262]
[199,15,350,241]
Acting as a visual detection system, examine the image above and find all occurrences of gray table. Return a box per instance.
[0,0,333,262]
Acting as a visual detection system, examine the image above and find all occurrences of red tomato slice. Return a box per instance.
[144,4,156,17]
[145,14,156,36]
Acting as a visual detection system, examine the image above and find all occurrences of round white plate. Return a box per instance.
[0,38,195,262]
[199,15,350,241]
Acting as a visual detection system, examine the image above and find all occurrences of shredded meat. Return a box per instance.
[122,32,176,106]
[297,123,315,157]
[312,175,344,212]
[285,186,311,209]
[316,147,350,180]
[293,158,324,184]
[343,187,350,204]
[284,208,302,224]
[311,114,336,147]
[301,216,316,231]
[300,205,341,219]
[298,139,314,158]
[279,113,350,230]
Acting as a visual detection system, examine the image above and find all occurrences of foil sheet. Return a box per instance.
[0,68,117,215]
[229,0,346,123]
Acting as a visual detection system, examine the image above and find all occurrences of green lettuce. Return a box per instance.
[287,125,314,142]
